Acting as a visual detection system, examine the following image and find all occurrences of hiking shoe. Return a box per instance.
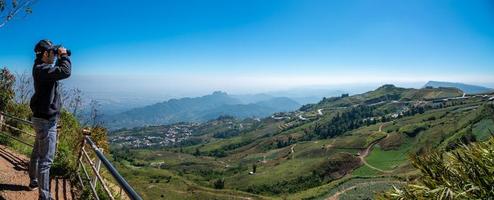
[29,181,38,190]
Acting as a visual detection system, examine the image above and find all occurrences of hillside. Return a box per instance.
[303,84,463,111]
[109,85,494,199]
[424,81,494,94]
[104,91,300,130]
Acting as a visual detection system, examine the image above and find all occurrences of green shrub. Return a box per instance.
[213,178,225,189]
[379,136,494,199]
[52,110,83,177]
[0,67,15,112]
[399,123,427,137]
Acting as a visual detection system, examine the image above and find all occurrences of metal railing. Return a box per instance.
[0,111,142,200]
[0,111,35,147]
[77,131,143,200]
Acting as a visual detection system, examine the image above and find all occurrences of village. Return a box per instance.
[109,123,196,148]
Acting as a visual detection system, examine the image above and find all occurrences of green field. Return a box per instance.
[365,145,409,171]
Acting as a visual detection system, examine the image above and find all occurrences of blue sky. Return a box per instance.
[1,0,494,98]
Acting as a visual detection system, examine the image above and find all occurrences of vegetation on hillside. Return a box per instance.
[380,134,494,200]
[107,84,494,199]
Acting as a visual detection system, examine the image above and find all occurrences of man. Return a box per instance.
[29,39,71,200]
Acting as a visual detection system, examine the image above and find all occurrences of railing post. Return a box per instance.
[76,129,90,187]
[79,128,91,160]
[56,124,62,153]
[92,148,103,187]
[119,188,123,198]
[0,114,4,130]
[76,138,86,184]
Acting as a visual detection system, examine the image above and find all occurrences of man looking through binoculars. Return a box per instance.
[29,39,71,200]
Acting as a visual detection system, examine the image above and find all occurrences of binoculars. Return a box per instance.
[53,46,72,56]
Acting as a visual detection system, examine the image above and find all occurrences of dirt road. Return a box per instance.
[0,145,73,200]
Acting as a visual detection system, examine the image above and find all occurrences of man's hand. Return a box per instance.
[58,47,68,57]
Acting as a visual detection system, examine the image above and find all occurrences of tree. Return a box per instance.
[88,125,109,152]
[213,178,225,189]
[55,82,84,118]
[66,88,83,116]
[14,70,32,104]
[314,105,375,139]
[0,67,15,112]
[88,99,102,127]
[194,148,200,156]
[58,82,72,110]
[0,0,36,28]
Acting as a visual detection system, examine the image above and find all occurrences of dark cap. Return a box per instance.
[34,39,56,55]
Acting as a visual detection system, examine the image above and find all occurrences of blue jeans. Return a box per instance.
[29,117,57,200]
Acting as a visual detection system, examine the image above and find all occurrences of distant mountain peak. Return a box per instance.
[377,84,397,89]
[424,81,493,94]
[374,84,400,93]
[382,84,396,87]
[212,91,228,96]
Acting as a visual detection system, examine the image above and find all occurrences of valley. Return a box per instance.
[108,85,494,199]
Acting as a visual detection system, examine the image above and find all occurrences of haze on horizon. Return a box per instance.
[1,0,494,99]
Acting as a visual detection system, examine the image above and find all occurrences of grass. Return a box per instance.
[286,175,353,200]
[352,164,381,177]
[116,161,275,200]
[338,181,404,200]
[226,157,325,190]
[472,118,494,140]
[365,144,409,171]
[0,131,34,155]
[316,177,404,200]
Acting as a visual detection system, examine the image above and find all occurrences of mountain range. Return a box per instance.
[102,81,492,130]
[104,91,301,130]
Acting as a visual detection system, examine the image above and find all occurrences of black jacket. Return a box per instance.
[30,55,71,120]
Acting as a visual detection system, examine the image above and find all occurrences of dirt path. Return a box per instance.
[358,123,393,173]
[325,180,405,200]
[0,145,73,200]
[326,185,356,200]
[288,144,297,159]
[325,123,401,200]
